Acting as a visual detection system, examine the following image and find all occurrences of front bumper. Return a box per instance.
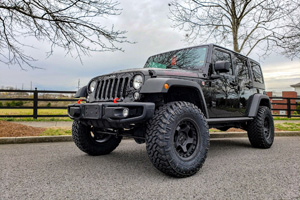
[68,102,155,124]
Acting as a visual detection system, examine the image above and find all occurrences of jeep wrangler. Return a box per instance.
[68,44,274,177]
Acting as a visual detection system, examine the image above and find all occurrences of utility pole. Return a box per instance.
[77,79,80,90]
[30,81,32,90]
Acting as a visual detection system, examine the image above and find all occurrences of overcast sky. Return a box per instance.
[1,0,299,92]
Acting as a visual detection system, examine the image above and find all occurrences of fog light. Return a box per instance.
[123,108,129,117]
[134,92,140,100]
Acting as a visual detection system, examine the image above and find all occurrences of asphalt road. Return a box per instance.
[1,137,300,200]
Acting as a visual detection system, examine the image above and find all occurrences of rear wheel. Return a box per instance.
[72,121,122,155]
[247,106,274,148]
[146,101,209,178]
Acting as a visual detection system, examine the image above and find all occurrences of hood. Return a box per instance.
[93,68,205,79]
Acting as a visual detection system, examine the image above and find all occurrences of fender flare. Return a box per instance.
[246,94,271,117]
[140,78,208,117]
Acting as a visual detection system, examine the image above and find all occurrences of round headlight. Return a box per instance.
[133,75,143,90]
[89,80,97,92]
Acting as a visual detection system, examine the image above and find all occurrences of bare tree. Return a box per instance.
[274,0,300,59]
[0,0,129,69]
[169,0,300,57]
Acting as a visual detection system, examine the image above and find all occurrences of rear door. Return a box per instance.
[233,55,255,115]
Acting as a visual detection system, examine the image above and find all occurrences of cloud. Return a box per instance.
[262,61,300,91]
[0,0,299,92]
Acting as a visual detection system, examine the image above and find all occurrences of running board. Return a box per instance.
[207,117,253,124]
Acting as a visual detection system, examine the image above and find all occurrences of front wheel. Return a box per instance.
[146,101,210,178]
[247,106,274,148]
[72,121,122,155]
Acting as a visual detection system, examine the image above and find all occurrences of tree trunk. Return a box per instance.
[232,27,240,53]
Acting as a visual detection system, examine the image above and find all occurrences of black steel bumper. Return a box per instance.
[68,102,155,124]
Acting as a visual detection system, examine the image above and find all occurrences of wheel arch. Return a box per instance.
[140,78,208,118]
[246,94,271,117]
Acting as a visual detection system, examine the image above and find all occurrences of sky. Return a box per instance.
[1,0,299,93]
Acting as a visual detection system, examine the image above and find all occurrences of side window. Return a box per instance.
[213,49,233,75]
[234,56,249,80]
[251,62,264,83]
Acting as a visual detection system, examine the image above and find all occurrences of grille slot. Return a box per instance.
[97,76,130,101]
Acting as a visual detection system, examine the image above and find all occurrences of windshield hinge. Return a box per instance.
[148,70,157,78]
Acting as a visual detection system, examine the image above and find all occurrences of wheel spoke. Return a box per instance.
[185,136,194,145]
[173,120,198,158]
[179,144,188,153]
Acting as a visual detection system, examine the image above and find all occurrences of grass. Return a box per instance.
[39,123,299,137]
[0,118,72,122]
[275,123,300,131]
[41,128,72,136]
[0,109,67,115]
[273,117,300,120]
[0,109,71,121]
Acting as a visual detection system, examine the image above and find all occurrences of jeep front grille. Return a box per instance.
[96,77,130,101]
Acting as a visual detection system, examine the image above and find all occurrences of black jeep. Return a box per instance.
[68,44,274,177]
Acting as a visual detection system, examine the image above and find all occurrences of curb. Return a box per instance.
[0,135,73,144]
[1,131,300,144]
[210,131,300,138]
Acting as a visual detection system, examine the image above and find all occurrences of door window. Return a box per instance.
[234,56,249,80]
[213,50,233,75]
[251,62,264,83]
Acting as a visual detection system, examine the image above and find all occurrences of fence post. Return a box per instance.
[287,98,291,118]
[33,88,38,119]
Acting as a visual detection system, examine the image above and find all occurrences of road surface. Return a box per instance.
[1,137,300,199]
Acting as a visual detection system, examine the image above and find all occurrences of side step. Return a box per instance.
[207,117,253,125]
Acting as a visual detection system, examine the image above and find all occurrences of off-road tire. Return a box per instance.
[146,101,210,178]
[247,106,274,148]
[72,121,122,155]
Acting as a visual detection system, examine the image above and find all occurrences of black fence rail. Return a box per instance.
[269,97,300,118]
[0,88,83,119]
[0,89,299,119]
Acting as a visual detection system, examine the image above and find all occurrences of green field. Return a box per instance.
[0,109,300,124]
[34,123,300,136]
[0,109,71,121]
[0,109,67,115]
[41,128,72,136]
[275,123,300,131]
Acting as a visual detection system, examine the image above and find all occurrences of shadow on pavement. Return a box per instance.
[57,138,253,179]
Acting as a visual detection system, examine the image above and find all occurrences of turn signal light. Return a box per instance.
[164,84,169,89]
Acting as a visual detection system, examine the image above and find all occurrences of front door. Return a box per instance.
[209,48,240,118]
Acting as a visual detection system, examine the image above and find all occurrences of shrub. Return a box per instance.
[47,102,51,107]
[293,111,298,115]
[0,102,2,107]
[15,101,24,107]
[5,101,24,107]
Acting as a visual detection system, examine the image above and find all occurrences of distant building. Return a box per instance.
[291,82,300,96]
[266,91,297,116]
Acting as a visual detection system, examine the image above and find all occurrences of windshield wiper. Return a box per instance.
[166,65,179,69]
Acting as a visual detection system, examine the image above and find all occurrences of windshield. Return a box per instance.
[144,46,207,70]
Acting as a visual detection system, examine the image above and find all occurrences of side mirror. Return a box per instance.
[215,61,230,73]
[74,86,87,98]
